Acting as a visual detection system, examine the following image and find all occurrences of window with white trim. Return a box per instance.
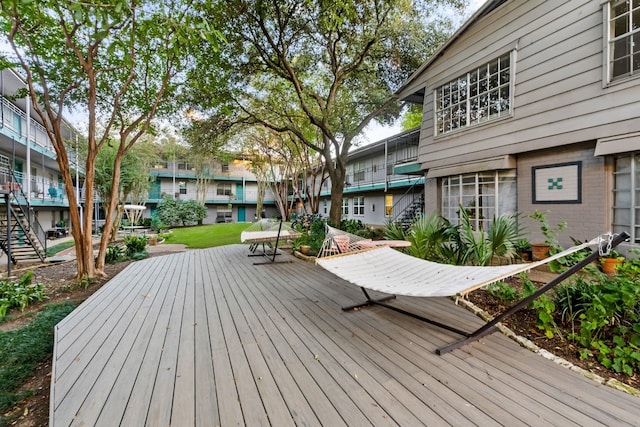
[179,181,187,195]
[217,183,232,196]
[613,154,639,242]
[607,0,640,81]
[435,53,511,135]
[353,196,365,215]
[341,198,349,216]
[441,170,517,230]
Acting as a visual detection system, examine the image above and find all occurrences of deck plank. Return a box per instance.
[51,244,640,426]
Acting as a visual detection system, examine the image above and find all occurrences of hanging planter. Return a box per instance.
[600,256,624,275]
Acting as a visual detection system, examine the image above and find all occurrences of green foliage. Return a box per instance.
[0,302,76,416]
[0,272,47,322]
[155,196,208,227]
[124,235,148,257]
[150,214,167,232]
[105,244,126,264]
[486,281,521,302]
[308,219,326,256]
[554,276,599,323]
[528,210,567,249]
[395,209,521,266]
[559,267,640,377]
[401,104,423,131]
[519,274,559,339]
[339,219,364,234]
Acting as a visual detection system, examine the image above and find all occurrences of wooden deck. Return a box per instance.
[50,244,640,426]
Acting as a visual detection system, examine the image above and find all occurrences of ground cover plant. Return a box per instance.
[0,302,76,424]
[0,272,46,321]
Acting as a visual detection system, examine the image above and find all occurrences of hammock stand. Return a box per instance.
[240,218,301,265]
[317,230,629,355]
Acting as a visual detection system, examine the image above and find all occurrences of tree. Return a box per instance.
[190,0,460,223]
[0,0,222,278]
[182,115,235,204]
[401,104,423,130]
[94,137,154,241]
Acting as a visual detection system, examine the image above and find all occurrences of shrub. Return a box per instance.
[124,235,148,257]
[339,219,363,234]
[0,271,47,321]
[105,244,126,264]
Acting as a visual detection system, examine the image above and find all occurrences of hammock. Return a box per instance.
[316,227,629,354]
[316,243,595,298]
[240,218,301,244]
[241,218,301,265]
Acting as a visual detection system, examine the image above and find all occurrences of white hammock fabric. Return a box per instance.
[240,219,301,243]
[316,239,597,298]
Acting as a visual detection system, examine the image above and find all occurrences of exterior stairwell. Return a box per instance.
[390,182,425,231]
[1,163,48,265]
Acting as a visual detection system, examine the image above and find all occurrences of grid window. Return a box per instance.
[341,198,349,216]
[217,183,232,196]
[435,53,511,135]
[441,170,516,230]
[179,181,187,195]
[354,196,365,215]
[613,154,639,242]
[221,162,229,173]
[608,0,640,81]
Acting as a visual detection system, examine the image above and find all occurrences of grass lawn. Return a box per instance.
[163,222,252,248]
[46,240,76,257]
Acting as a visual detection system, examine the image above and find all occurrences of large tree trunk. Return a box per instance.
[70,152,97,280]
[327,161,346,224]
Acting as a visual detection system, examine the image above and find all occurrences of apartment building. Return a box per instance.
[395,0,640,247]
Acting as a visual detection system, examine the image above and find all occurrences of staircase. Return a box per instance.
[0,158,47,265]
[390,182,425,231]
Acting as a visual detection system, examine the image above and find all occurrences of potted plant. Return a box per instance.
[600,249,625,275]
[515,238,532,261]
[528,210,567,261]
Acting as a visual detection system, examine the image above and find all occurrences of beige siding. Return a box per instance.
[517,143,610,247]
[410,0,640,170]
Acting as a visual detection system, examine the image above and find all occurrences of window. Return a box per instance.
[441,170,516,230]
[608,1,640,81]
[221,162,229,173]
[217,183,232,196]
[353,196,365,215]
[341,198,349,216]
[385,194,393,216]
[217,207,232,220]
[435,53,511,135]
[323,200,328,214]
[354,162,365,182]
[613,154,639,242]
[179,181,187,195]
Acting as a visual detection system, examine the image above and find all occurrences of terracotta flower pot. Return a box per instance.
[601,257,623,275]
[299,245,311,255]
[531,243,551,261]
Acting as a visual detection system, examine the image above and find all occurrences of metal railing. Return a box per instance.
[390,181,425,227]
